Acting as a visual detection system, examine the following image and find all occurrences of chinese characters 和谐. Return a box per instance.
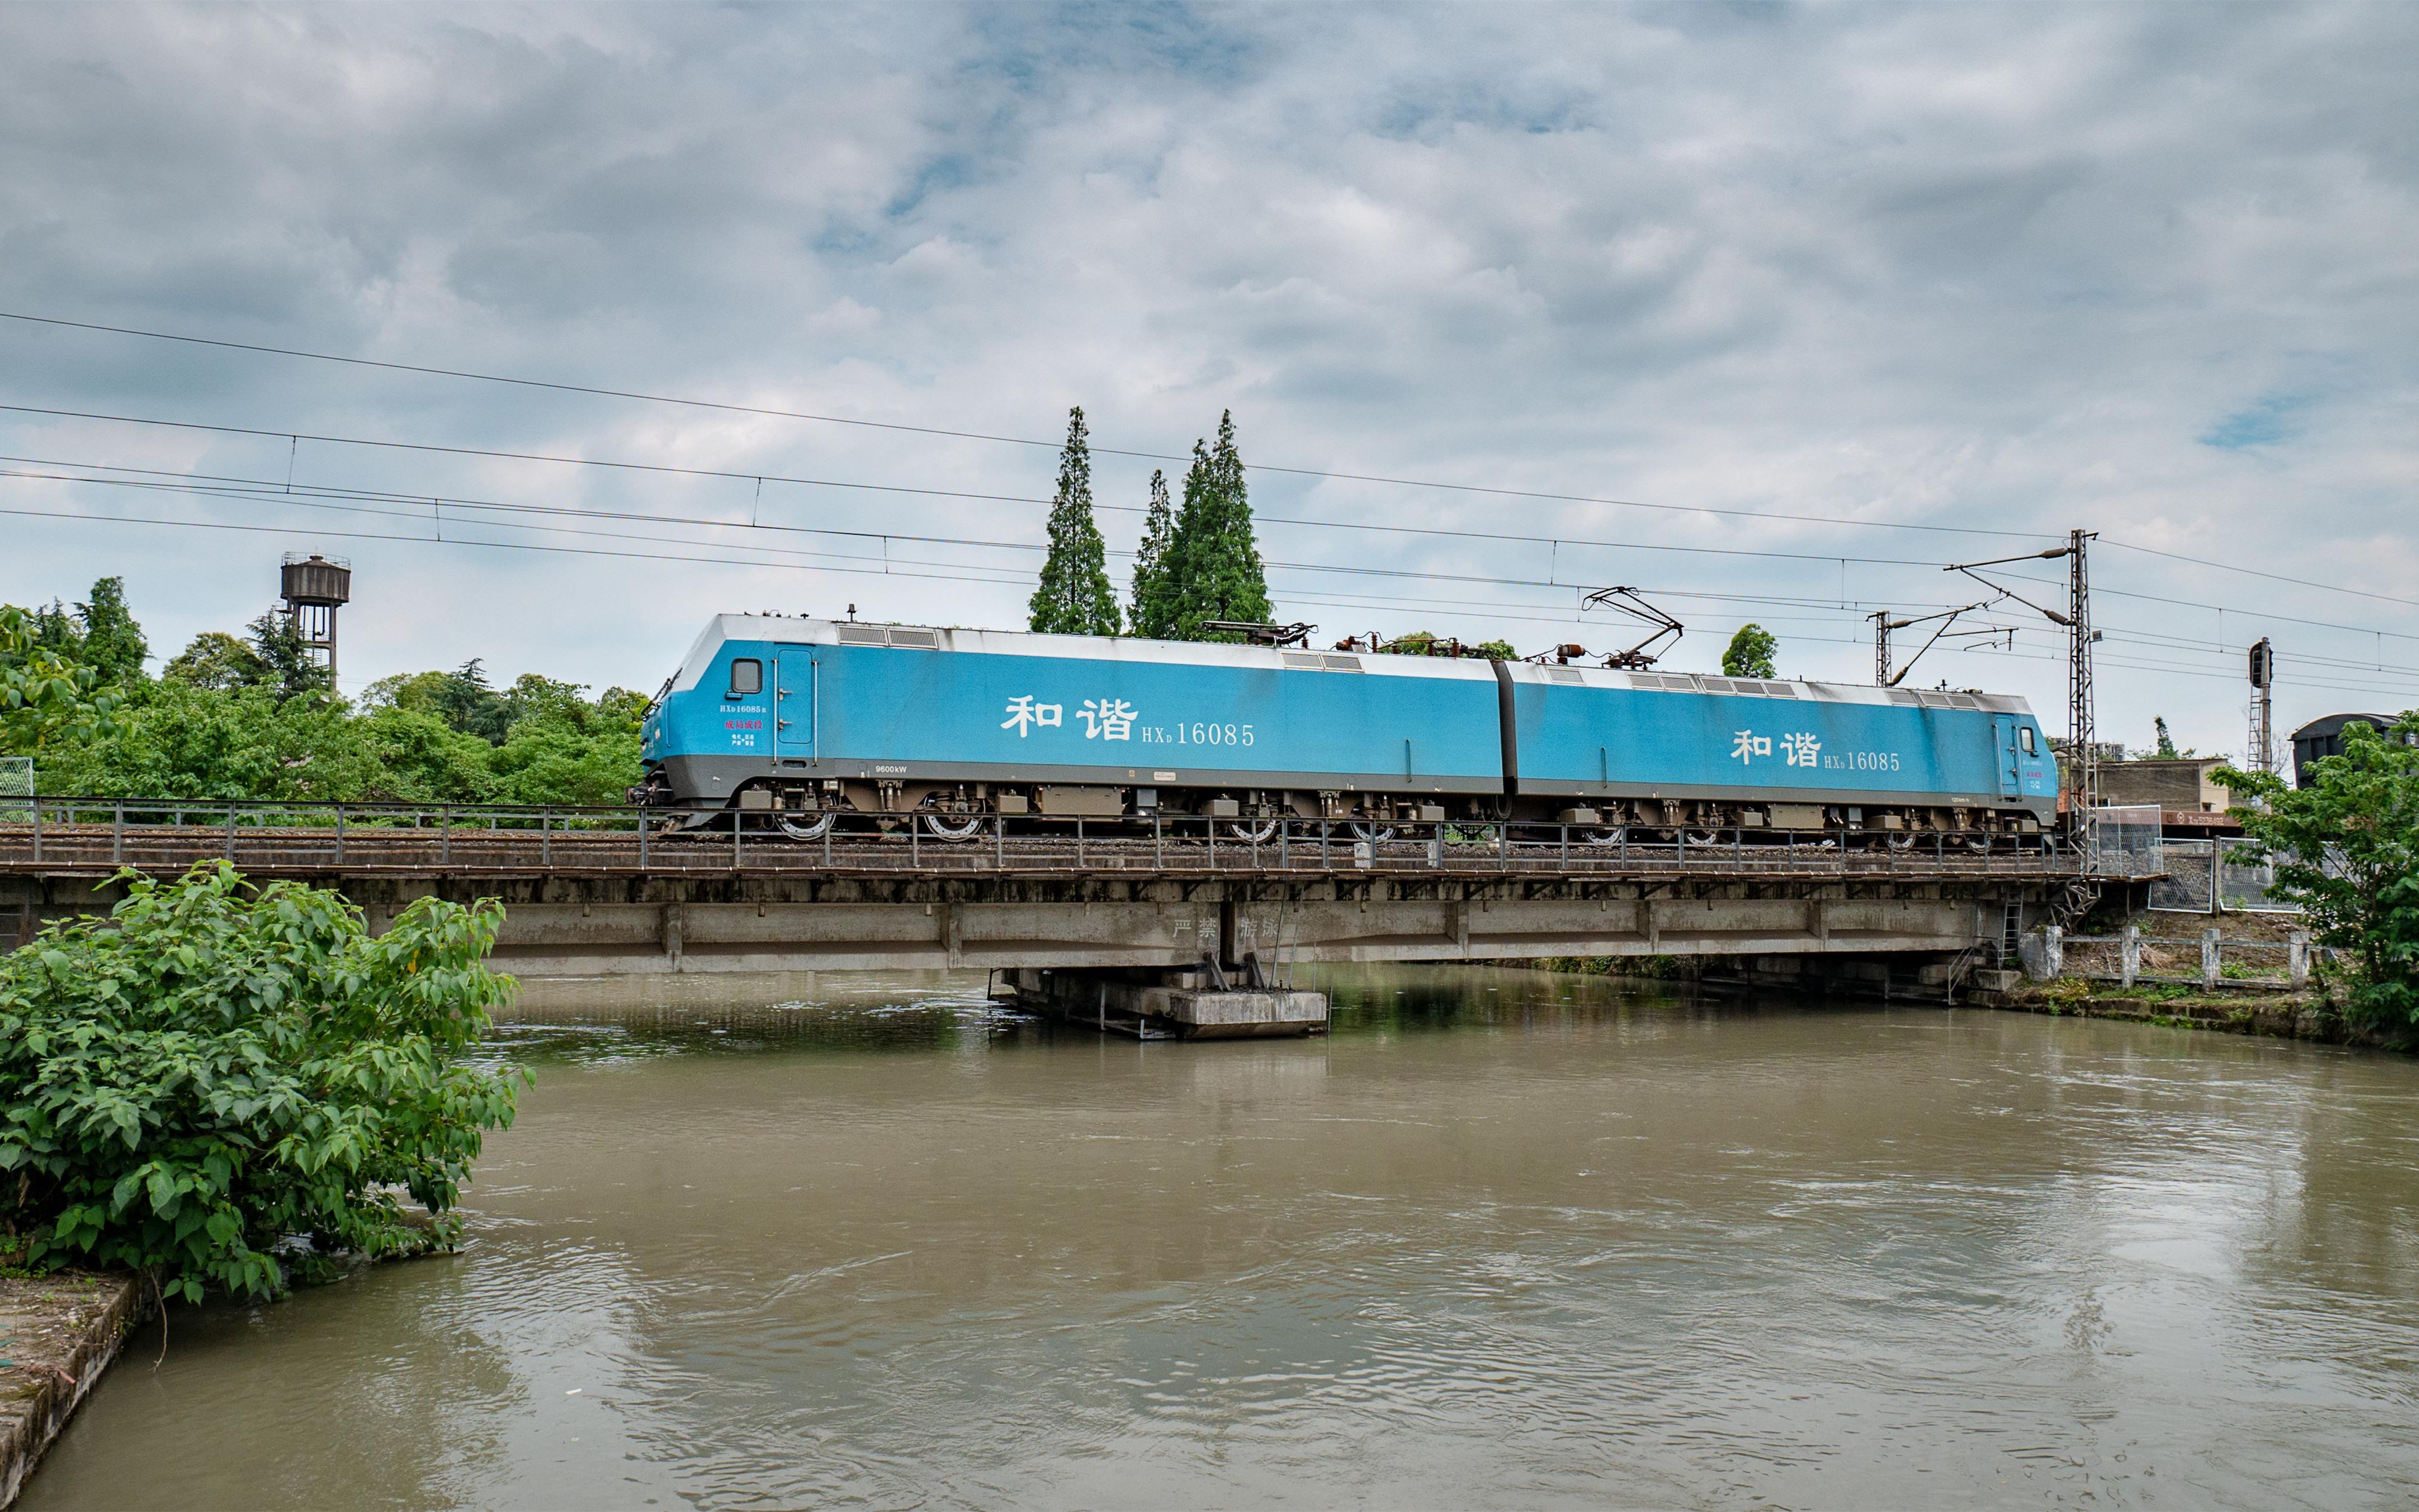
[1004,694,1138,739]
[1732,729,1823,766]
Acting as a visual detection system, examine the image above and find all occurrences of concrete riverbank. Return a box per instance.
[1,1273,148,1509]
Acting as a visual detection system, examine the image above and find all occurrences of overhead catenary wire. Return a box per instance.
[9,399,2417,643]
[0,408,2016,572]
[7,313,2415,618]
[0,312,2057,540]
[0,461,2011,606]
[17,486,2419,702]
[14,455,2419,681]
[28,437,2419,656]
[12,444,2419,689]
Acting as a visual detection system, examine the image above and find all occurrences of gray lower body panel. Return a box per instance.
[654,754,2052,823]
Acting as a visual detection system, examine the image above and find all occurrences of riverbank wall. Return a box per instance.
[1515,942,2412,1053]
[1,1273,148,1509]
[1964,977,2411,1050]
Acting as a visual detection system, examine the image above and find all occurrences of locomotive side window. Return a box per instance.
[727,658,763,697]
[2019,726,2037,755]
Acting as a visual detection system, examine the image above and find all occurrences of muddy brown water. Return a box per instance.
[22,966,2419,1510]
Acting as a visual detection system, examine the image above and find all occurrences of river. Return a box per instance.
[24,966,2419,1509]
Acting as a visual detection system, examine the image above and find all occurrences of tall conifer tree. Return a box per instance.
[1027,407,1121,636]
[1163,410,1272,641]
[1129,468,1176,638]
[76,577,148,684]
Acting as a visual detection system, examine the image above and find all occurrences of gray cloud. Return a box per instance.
[1,1,2413,755]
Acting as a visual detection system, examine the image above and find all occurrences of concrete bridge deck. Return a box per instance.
[2,802,2090,975]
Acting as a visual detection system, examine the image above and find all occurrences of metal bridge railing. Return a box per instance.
[0,795,2090,881]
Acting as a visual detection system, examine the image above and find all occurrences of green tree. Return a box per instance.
[1027,407,1121,637]
[430,659,512,743]
[2217,714,2419,1028]
[1,606,121,752]
[1721,624,1778,679]
[1129,468,1177,639]
[164,631,267,691]
[245,611,333,702]
[28,601,80,657]
[0,863,525,1301]
[1163,411,1272,640]
[75,577,148,684]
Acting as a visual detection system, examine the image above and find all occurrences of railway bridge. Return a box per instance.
[3,800,2092,1006]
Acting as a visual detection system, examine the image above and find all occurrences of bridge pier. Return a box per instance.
[1000,965,1330,1040]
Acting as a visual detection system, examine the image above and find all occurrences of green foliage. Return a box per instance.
[1721,623,1778,680]
[2149,716,2196,759]
[1,605,122,751]
[73,579,148,684]
[160,611,330,703]
[0,864,524,1302]
[163,631,265,691]
[2218,714,2419,1027]
[1129,469,1178,639]
[244,612,335,702]
[1162,412,1272,641]
[1027,407,1121,637]
[1377,630,1517,660]
[23,580,642,806]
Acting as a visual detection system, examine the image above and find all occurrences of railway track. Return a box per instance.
[0,801,2086,882]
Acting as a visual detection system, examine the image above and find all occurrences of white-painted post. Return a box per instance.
[2201,927,2221,988]
[2289,929,2310,988]
[2120,924,2140,988]
[2045,924,2064,980]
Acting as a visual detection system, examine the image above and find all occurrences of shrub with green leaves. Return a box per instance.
[0,863,525,1302]
[2219,713,2419,1028]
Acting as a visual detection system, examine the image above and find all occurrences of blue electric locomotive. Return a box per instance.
[635,617,2058,837]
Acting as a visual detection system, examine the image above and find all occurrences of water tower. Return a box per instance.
[280,553,352,680]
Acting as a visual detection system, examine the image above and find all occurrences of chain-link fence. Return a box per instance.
[2087,805,2164,878]
[0,757,30,819]
[2148,836,2298,913]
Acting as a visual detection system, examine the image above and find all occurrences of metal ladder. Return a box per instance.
[1999,897,2024,965]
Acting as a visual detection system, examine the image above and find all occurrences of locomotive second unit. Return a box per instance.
[636,616,2058,838]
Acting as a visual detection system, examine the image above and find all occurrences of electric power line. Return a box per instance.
[0,310,2057,540]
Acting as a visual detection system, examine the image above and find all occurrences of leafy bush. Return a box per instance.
[2220,713,2419,1027]
[2,604,122,749]
[0,864,525,1301]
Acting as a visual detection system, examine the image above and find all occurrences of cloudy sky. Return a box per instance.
[2,1,2412,755]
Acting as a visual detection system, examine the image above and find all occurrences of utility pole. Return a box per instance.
[2247,638,2276,777]
[1873,611,1894,685]
[2066,528,2098,820]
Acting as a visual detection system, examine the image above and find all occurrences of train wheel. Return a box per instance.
[1224,817,1280,843]
[1444,823,1499,847]
[922,812,985,842]
[1886,831,1917,852]
[776,811,836,841]
[1345,820,1396,843]
[1682,829,1722,848]
[1582,826,1626,846]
